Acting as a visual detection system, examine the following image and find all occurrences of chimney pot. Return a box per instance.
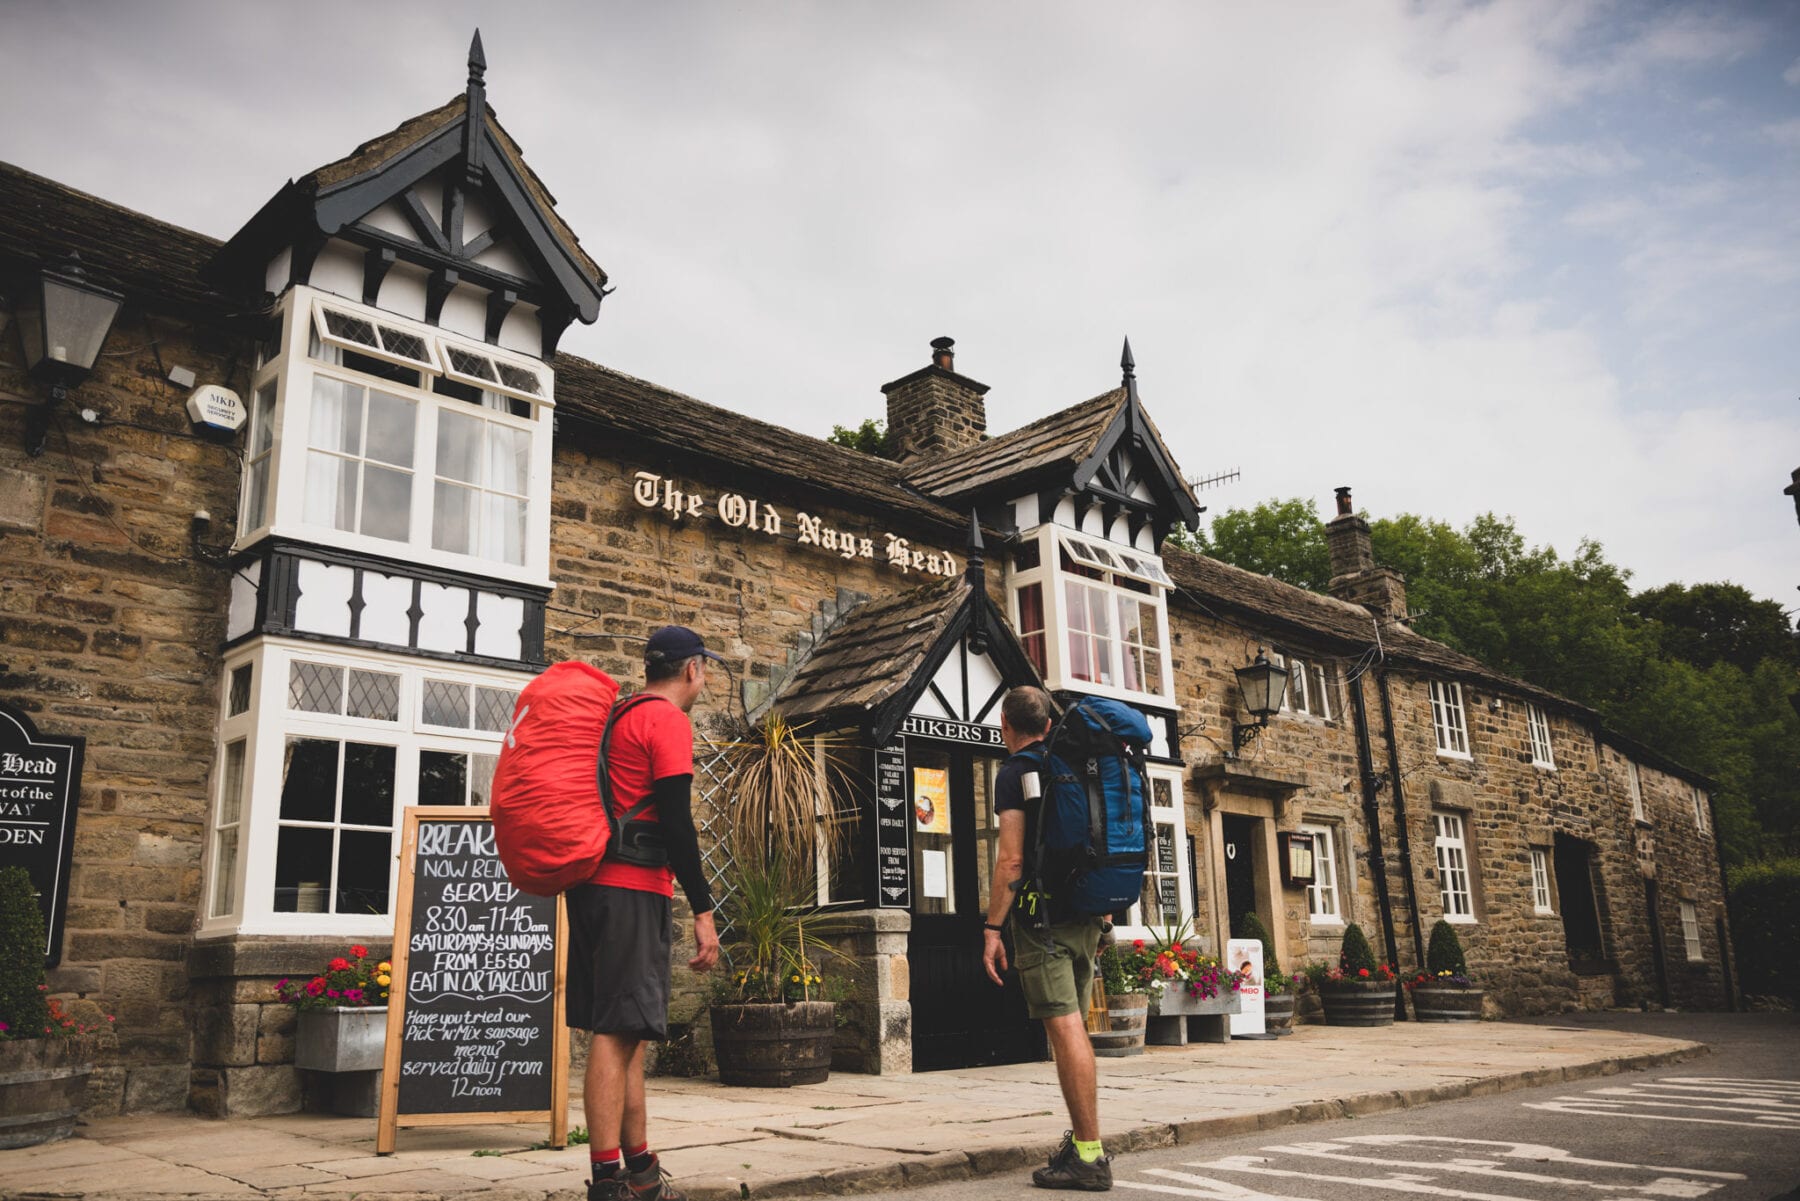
[1334,486,1353,517]
[931,336,955,371]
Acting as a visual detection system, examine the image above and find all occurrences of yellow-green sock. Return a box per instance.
[1074,1138,1104,1164]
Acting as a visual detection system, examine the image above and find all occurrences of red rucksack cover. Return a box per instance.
[490,661,619,896]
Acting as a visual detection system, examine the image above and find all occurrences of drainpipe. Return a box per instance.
[1376,669,1428,977]
[1348,673,1405,1017]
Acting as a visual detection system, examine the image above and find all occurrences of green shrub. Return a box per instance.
[1240,910,1281,978]
[1426,919,1469,978]
[0,866,50,1039]
[1339,923,1377,974]
[1728,857,1800,1001]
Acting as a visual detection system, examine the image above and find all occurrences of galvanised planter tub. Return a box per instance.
[294,1006,388,1073]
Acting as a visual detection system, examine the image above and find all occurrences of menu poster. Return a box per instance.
[912,767,950,834]
[875,741,910,907]
[377,808,568,1154]
[0,700,84,966]
[1226,937,1265,1037]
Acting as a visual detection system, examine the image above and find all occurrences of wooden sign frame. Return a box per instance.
[377,806,569,1154]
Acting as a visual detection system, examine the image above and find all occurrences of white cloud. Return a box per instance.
[1785,55,1800,85]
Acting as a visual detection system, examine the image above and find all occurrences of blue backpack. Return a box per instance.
[1025,697,1153,921]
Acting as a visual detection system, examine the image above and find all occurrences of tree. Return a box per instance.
[1196,498,1331,591]
[826,418,891,458]
[1632,582,1800,673]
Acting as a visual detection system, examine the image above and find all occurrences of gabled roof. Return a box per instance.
[905,346,1201,534]
[205,38,606,328]
[771,573,1041,743]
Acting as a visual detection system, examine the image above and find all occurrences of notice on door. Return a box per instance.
[378,807,568,1154]
[913,766,949,834]
[875,741,910,907]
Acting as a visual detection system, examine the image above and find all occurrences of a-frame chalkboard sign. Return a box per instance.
[377,807,569,1154]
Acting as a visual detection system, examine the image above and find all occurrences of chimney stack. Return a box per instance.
[1325,486,1408,622]
[882,336,990,464]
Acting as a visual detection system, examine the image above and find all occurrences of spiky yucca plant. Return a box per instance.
[722,714,856,871]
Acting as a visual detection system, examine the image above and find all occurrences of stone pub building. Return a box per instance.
[0,45,1734,1117]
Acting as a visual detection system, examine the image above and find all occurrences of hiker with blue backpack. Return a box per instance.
[982,686,1154,1192]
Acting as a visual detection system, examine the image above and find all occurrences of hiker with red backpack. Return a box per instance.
[491,626,723,1201]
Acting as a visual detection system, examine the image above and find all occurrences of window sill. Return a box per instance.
[1532,762,1557,772]
[1443,915,1479,925]
[1634,819,1654,830]
[1533,908,1556,917]
[1434,750,1473,762]
[1308,915,1343,926]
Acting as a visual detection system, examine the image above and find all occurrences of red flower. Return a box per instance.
[304,978,326,997]
[350,945,368,959]
[328,957,351,972]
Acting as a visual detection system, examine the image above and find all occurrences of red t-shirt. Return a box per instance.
[591,695,693,896]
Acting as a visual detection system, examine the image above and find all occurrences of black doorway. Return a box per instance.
[904,739,1043,1071]
[1554,833,1607,966]
[1221,814,1259,938]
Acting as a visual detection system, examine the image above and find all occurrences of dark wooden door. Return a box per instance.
[1221,814,1258,938]
[906,740,1043,1071]
[1554,833,1606,964]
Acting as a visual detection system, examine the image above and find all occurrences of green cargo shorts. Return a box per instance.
[1012,915,1107,1019]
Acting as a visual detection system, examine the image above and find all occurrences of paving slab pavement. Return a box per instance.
[0,1020,1705,1201]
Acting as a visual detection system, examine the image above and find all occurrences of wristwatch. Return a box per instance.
[982,922,1006,933]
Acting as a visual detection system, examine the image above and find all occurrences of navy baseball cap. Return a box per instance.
[644,625,725,666]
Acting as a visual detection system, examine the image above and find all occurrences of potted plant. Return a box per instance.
[1408,920,1485,1021]
[1091,939,1151,1057]
[1302,923,1397,1027]
[276,945,391,1074]
[1240,912,1298,1034]
[709,715,853,1087]
[0,866,115,1148]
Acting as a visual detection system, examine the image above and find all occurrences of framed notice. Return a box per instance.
[0,700,84,966]
[377,807,568,1154]
[874,740,910,907]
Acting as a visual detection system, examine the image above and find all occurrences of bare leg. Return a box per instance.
[585,1033,646,1151]
[1041,1012,1099,1142]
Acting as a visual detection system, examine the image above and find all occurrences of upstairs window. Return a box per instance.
[1429,681,1471,759]
[1527,704,1555,770]
[1628,761,1646,822]
[1009,525,1172,703]
[1281,655,1333,720]
[1692,786,1710,835]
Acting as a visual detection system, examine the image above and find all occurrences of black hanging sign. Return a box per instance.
[378,807,568,1154]
[875,739,910,908]
[0,700,84,966]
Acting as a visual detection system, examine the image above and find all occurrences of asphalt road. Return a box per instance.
[899,1011,1800,1201]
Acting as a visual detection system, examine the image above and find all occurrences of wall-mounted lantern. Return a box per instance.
[1278,830,1316,886]
[12,253,123,456]
[1231,649,1289,752]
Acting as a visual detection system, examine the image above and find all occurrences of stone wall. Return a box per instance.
[1,307,246,1113]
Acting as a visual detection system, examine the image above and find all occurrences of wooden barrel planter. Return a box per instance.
[710,1001,835,1087]
[1090,992,1148,1057]
[1263,992,1297,1034]
[1411,986,1484,1022]
[1319,980,1397,1027]
[0,1038,95,1150]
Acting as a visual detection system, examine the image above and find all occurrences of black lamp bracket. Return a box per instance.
[1231,718,1268,752]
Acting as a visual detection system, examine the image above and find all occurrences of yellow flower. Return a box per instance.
[378,961,391,972]
[376,973,391,986]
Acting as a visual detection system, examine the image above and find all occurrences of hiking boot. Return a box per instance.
[618,1155,687,1201]
[586,1177,623,1201]
[1032,1142,1112,1191]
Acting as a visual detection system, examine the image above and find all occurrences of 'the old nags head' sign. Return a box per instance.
[0,700,85,966]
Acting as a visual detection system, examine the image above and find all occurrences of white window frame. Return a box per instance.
[1530,847,1554,915]
[1679,900,1703,962]
[1429,681,1471,759]
[1692,786,1710,836]
[232,286,556,587]
[1433,811,1477,924]
[198,637,528,939]
[1113,767,1191,942]
[1526,703,1555,770]
[1278,654,1332,721]
[1298,822,1342,924]
[1007,524,1174,705]
[810,735,864,907]
[1627,760,1646,823]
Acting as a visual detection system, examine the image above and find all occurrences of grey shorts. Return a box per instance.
[566,885,672,1041]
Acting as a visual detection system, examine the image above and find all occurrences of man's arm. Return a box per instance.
[982,808,1026,986]
[650,774,720,971]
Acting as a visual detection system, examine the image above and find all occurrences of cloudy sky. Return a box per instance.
[4,1,1796,606]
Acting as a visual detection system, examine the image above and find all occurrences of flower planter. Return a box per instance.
[1089,991,1148,1057]
[0,1038,95,1150]
[1262,992,1296,1034]
[1147,988,1241,1046]
[711,1001,835,1086]
[295,1006,388,1073]
[1411,985,1485,1022]
[1318,980,1397,1027]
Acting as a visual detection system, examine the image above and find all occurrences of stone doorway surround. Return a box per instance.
[1190,763,1306,965]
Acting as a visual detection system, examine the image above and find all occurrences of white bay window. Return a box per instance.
[1009,525,1173,704]
[201,639,525,936]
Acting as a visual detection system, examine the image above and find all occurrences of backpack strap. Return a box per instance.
[597,693,668,840]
